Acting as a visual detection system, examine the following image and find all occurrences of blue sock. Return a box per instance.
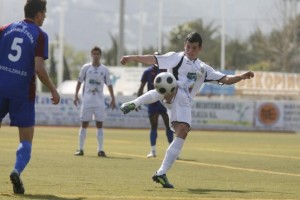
[150,129,157,146]
[166,129,174,144]
[14,141,32,174]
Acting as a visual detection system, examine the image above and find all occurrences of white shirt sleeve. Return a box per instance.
[155,52,184,69]
[205,64,225,84]
[78,64,90,83]
[104,66,112,86]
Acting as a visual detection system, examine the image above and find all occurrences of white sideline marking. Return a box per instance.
[196,148,300,160]
[112,152,300,178]
[46,194,292,200]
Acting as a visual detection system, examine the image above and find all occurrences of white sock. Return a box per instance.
[97,128,104,151]
[156,137,184,175]
[151,145,156,152]
[133,90,162,107]
[79,127,87,150]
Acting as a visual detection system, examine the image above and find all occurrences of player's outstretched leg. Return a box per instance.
[10,170,25,194]
[152,172,174,188]
[121,90,161,114]
[120,102,136,114]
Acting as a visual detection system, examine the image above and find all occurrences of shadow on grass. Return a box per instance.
[187,188,294,196]
[176,158,197,162]
[187,188,262,195]
[0,193,85,200]
[83,155,133,160]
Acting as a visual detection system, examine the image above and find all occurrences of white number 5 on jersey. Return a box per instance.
[8,37,24,62]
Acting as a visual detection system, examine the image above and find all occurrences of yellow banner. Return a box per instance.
[236,71,300,94]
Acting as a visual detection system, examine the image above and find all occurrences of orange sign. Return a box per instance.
[257,103,280,125]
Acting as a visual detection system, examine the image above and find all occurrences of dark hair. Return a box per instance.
[91,46,102,55]
[185,32,202,47]
[24,0,47,19]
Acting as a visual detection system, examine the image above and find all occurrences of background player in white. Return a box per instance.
[74,46,116,157]
[120,32,254,188]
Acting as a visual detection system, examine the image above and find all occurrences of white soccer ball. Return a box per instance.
[154,72,177,95]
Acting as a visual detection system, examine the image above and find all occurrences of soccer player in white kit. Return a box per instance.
[74,46,116,157]
[120,32,254,188]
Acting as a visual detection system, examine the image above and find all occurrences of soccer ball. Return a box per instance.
[154,72,177,95]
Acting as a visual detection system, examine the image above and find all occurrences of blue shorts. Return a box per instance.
[148,101,167,116]
[0,97,35,127]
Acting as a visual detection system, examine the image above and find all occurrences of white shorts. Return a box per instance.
[165,88,192,127]
[80,104,105,122]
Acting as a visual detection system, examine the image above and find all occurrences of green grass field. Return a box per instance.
[0,126,300,200]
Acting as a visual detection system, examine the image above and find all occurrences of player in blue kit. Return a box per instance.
[137,56,174,158]
[0,0,60,194]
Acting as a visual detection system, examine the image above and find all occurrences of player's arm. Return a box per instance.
[107,85,116,110]
[120,55,157,65]
[73,81,82,106]
[137,81,146,97]
[35,57,60,104]
[219,71,254,85]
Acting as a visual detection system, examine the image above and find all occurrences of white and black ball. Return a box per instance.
[154,72,177,95]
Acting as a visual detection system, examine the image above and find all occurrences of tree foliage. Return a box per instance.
[104,32,119,66]
[47,0,300,83]
[45,43,87,91]
[167,19,220,68]
[162,4,300,73]
[63,44,87,79]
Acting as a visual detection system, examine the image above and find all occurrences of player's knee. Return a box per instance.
[173,123,190,138]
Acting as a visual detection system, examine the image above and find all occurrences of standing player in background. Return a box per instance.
[120,32,254,188]
[73,46,116,157]
[0,0,60,194]
[137,52,173,158]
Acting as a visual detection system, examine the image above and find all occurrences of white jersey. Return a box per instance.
[78,63,112,107]
[155,52,225,98]
[154,52,226,127]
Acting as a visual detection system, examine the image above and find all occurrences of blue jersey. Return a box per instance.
[141,66,166,91]
[141,66,167,115]
[0,20,48,100]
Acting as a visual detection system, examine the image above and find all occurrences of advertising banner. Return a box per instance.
[200,70,235,96]
[255,101,300,131]
[190,100,254,130]
[2,93,299,132]
[235,70,300,96]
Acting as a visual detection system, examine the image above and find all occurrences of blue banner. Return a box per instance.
[200,70,235,96]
